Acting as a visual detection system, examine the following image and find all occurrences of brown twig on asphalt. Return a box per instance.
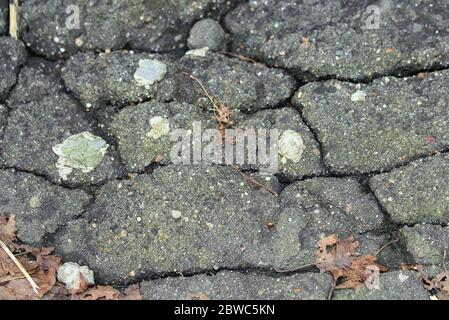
[443,250,448,273]
[229,163,279,196]
[273,262,315,273]
[375,238,399,256]
[217,51,259,64]
[185,73,278,196]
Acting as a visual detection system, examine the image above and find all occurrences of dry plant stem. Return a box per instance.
[185,73,220,110]
[9,0,19,40]
[185,73,278,196]
[177,271,189,295]
[217,51,258,64]
[327,279,336,300]
[229,163,279,196]
[273,262,315,273]
[0,273,27,284]
[443,250,447,273]
[0,239,39,294]
[375,238,399,256]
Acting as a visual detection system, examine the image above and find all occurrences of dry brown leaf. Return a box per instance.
[422,270,449,300]
[316,234,387,290]
[74,284,143,300]
[119,284,143,300]
[74,285,121,300]
[0,215,62,300]
[0,251,60,299]
[0,213,17,244]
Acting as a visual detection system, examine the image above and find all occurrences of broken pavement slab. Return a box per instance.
[53,165,279,283]
[238,107,324,180]
[334,271,430,300]
[62,51,177,109]
[225,0,449,81]
[53,165,387,284]
[0,37,27,98]
[141,271,333,300]
[294,70,449,174]
[109,101,215,172]
[7,58,65,108]
[258,177,387,272]
[179,52,297,113]
[20,0,236,59]
[370,154,449,225]
[1,93,122,186]
[400,224,449,277]
[0,169,91,245]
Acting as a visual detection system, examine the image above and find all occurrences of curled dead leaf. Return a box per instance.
[316,234,387,290]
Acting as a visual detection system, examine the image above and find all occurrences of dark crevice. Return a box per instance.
[108,265,321,288]
[294,102,330,175]
[326,147,449,179]
[294,64,449,86]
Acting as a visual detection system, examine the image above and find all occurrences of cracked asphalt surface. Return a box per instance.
[0,0,448,300]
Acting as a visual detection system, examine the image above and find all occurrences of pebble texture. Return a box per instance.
[0,169,91,244]
[225,0,449,81]
[188,18,226,51]
[294,70,449,174]
[142,271,333,300]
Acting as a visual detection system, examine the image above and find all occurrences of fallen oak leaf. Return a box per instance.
[316,234,387,290]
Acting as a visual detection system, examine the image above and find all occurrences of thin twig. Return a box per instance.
[229,163,279,196]
[375,238,399,256]
[9,0,19,40]
[0,239,39,294]
[0,273,27,285]
[327,279,336,300]
[184,73,219,110]
[217,51,259,64]
[177,271,189,296]
[274,262,315,273]
[443,250,448,273]
[184,73,277,196]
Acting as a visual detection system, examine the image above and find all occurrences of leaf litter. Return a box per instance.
[0,212,142,300]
